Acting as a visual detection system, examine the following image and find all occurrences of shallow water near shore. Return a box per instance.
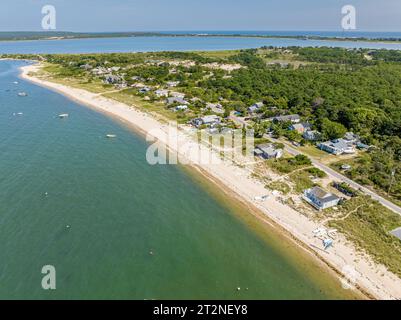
[0,59,360,299]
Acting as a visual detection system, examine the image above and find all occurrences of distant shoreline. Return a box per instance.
[1,31,401,44]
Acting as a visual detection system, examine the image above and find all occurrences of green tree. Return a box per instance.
[321,118,347,140]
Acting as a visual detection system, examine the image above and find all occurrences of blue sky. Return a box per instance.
[1,0,401,32]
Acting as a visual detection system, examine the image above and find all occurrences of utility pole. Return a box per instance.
[388,169,396,196]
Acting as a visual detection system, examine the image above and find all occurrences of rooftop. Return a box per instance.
[307,186,340,203]
[391,227,401,241]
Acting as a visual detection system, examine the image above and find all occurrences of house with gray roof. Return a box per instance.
[391,227,401,241]
[319,139,356,155]
[344,132,360,144]
[191,115,221,128]
[290,122,312,134]
[248,102,264,114]
[104,74,122,85]
[303,187,341,211]
[155,89,169,97]
[303,130,321,141]
[166,97,188,105]
[254,144,283,160]
[271,114,301,123]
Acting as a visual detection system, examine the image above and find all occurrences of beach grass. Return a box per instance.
[326,196,401,278]
[289,170,316,193]
[266,181,291,195]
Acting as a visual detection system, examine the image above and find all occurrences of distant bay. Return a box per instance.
[1,35,401,54]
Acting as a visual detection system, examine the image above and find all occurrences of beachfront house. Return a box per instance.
[166,97,188,105]
[155,89,169,98]
[104,74,123,85]
[254,144,283,160]
[289,122,312,134]
[271,114,301,124]
[303,187,341,211]
[92,67,108,75]
[170,92,186,98]
[172,105,188,112]
[344,132,360,144]
[80,64,92,70]
[166,81,180,87]
[248,102,264,114]
[356,142,370,150]
[318,139,356,155]
[109,66,121,72]
[139,87,151,94]
[130,83,146,88]
[303,130,321,141]
[192,115,221,128]
[206,103,224,114]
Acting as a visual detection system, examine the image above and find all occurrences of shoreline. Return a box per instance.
[2,34,401,46]
[19,62,401,300]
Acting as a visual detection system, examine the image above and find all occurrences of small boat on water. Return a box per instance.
[17,92,28,97]
[106,134,117,138]
[58,114,69,119]
[13,81,19,85]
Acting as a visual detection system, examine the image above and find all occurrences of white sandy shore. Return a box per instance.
[20,63,401,300]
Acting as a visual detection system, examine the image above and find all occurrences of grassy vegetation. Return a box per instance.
[266,181,291,195]
[195,50,241,59]
[289,170,316,193]
[305,167,327,178]
[102,90,180,122]
[297,145,330,159]
[326,196,401,277]
[40,63,111,93]
[266,154,312,174]
[331,152,401,207]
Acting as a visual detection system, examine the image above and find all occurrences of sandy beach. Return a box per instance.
[20,63,401,300]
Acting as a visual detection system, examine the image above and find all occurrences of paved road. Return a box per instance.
[269,137,401,216]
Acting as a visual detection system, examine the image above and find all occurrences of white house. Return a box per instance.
[319,139,356,155]
[271,114,301,123]
[166,97,188,105]
[254,144,284,160]
[303,130,321,141]
[192,115,221,128]
[172,105,188,112]
[303,187,341,211]
[166,81,180,87]
[155,89,169,98]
